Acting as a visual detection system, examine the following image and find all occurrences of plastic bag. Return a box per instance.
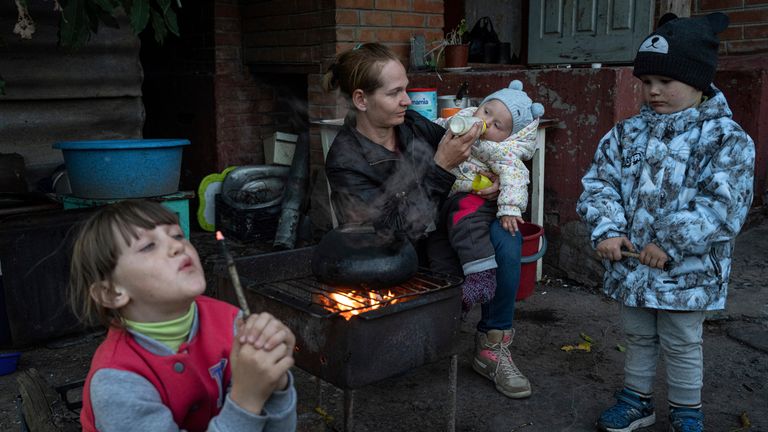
[468,17,500,63]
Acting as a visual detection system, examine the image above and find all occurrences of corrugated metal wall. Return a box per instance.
[0,2,144,183]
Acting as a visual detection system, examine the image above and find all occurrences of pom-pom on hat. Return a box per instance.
[481,80,545,135]
[633,12,729,91]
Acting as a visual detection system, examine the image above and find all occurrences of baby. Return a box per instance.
[436,80,545,309]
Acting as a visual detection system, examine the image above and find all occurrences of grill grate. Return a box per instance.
[247,268,462,319]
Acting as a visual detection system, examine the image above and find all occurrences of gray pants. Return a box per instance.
[621,306,705,406]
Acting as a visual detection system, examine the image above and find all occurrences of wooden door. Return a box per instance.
[528,0,655,65]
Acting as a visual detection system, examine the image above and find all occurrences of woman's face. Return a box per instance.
[361,60,411,127]
[639,75,703,114]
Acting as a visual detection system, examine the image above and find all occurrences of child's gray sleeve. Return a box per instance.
[90,368,185,431]
[89,368,297,432]
[576,128,629,247]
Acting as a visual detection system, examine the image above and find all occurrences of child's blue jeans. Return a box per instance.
[621,305,706,406]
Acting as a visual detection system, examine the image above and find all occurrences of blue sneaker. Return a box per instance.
[596,388,656,432]
[669,407,704,432]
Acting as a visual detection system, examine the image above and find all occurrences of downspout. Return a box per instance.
[272,130,309,250]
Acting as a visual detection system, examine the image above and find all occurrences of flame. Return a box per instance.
[319,289,399,320]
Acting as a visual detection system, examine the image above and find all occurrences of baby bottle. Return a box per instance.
[448,116,486,136]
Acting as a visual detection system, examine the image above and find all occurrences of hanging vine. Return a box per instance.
[2,0,182,94]
[11,0,181,47]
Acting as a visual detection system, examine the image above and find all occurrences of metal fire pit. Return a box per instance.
[215,246,463,390]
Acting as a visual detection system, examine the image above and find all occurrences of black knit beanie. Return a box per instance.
[633,12,729,91]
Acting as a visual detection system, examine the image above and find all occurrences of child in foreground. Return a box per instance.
[69,200,297,431]
[577,12,754,432]
[435,80,544,310]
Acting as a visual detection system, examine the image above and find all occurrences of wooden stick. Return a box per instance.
[621,250,672,271]
[216,231,251,316]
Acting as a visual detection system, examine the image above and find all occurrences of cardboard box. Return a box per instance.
[264,132,298,166]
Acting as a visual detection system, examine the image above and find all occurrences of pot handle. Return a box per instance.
[520,235,547,264]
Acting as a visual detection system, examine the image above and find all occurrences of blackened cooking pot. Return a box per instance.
[311,224,418,289]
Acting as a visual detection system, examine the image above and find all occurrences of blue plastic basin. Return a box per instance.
[0,352,20,376]
[53,139,191,199]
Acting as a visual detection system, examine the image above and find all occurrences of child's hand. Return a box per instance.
[474,171,500,200]
[639,243,670,270]
[596,236,634,261]
[500,216,524,234]
[238,312,296,353]
[229,336,294,414]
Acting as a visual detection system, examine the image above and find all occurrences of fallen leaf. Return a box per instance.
[740,410,751,428]
[580,332,594,343]
[616,344,626,352]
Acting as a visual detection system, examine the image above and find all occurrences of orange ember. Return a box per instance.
[318,289,399,320]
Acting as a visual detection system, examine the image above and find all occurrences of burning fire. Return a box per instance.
[319,289,399,320]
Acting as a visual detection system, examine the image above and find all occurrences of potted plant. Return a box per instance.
[443,19,469,68]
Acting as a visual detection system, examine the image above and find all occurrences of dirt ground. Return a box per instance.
[1,215,766,432]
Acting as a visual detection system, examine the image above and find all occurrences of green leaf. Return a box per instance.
[60,0,91,49]
[155,0,171,14]
[129,0,150,34]
[164,7,179,37]
[579,332,594,343]
[616,344,626,352]
[91,0,116,14]
[150,8,167,44]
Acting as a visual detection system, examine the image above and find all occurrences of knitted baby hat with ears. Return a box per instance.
[481,80,545,135]
[633,12,729,91]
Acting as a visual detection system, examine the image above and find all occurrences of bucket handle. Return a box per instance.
[520,235,547,264]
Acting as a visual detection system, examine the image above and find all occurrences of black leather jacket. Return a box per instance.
[325,110,456,241]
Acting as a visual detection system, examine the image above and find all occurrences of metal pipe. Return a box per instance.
[273,131,309,250]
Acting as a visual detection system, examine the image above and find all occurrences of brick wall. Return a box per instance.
[696,0,768,55]
[214,0,280,168]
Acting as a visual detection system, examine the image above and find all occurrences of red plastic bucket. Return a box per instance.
[517,222,546,300]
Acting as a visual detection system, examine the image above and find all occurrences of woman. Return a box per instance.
[322,43,531,399]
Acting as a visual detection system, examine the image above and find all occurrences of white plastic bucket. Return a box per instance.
[407,88,437,120]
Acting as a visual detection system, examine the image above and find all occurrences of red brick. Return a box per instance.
[335,9,359,25]
[216,46,241,60]
[361,10,392,26]
[725,38,768,53]
[293,12,323,28]
[215,4,240,18]
[215,18,240,33]
[282,46,314,62]
[427,15,444,29]
[728,9,768,25]
[392,12,426,27]
[358,28,416,42]
[335,27,357,41]
[719,26,743,41]
[336,0,374,8]
[413,0,443,13]
[744,23,768,38]
[698,0,744,11]
[215,32,241,46]
[374,0,410,11]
